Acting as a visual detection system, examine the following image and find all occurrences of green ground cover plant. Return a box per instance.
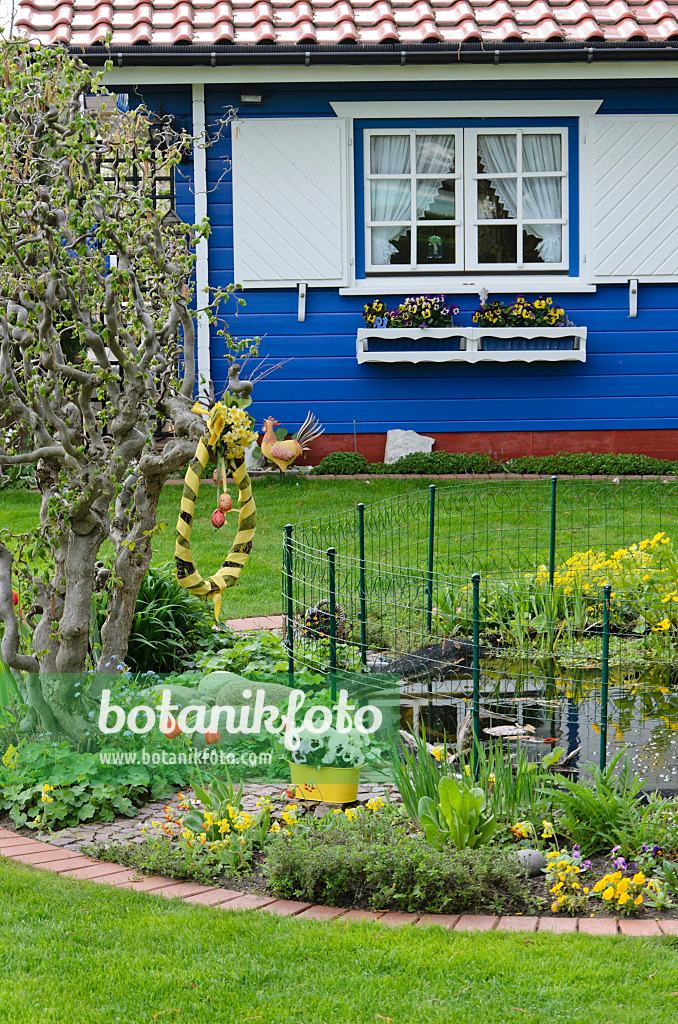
[266,809,533,914]
[3,859,678,1024]
[0,740,184,829]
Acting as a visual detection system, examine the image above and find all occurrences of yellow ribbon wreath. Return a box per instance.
[174,402,257,620]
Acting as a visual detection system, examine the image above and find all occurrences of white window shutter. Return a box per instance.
[588,116,678,281]
[231,117,349,288]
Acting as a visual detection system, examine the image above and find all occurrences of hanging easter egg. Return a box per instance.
[211,509,225,529]
[219,493,233,513]
[212,468,219,484]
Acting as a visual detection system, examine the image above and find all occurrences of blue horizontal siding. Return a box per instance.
[126,80,678,435]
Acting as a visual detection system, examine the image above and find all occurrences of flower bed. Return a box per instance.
[72,735,678,920]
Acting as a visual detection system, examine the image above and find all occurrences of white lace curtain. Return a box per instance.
[370,135,455,265]
[477,134,562,263]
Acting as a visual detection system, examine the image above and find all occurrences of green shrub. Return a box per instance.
[0,463,36,489]
[86,839,224,886]
[266,813,532,914]
[312,452,369,475]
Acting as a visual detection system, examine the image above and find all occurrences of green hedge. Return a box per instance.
[312,450,678,477]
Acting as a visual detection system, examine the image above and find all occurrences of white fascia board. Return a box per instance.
[101,62,678,88]
[330,101,603,119]
[192,83,211,393]
[341,277,597,295]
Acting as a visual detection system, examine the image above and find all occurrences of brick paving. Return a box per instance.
[225,614,283,632]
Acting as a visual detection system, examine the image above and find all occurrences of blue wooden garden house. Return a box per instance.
[17,0,678,461]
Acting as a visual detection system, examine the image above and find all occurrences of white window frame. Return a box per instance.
[464,127,569,273]
[363,126,568,276]
[364,128,463,274]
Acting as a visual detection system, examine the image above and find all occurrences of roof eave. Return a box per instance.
[69,41,678,67]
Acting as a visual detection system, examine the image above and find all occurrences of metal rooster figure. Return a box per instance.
[261,412,324,472]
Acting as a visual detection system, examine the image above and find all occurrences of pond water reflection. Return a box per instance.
[400,658,678,790]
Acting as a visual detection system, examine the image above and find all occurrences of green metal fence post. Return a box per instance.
[426,484,437,631]
[599,583,611,771]
[284,524,294,687]
[472,572,481,777]
[548,475,558,653]
[357,503,367,671]
[549,475,558,587]
[328,547,337,702]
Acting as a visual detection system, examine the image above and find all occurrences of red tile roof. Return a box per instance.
[16,0,678,47]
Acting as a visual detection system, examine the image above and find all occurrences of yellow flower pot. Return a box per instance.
[287,762,360,804]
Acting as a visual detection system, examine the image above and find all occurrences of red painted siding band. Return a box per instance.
[298,430,678,465]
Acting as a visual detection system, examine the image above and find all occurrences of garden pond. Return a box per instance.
[401,658,678,791]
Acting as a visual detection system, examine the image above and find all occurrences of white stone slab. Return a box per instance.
[384,429,435,464]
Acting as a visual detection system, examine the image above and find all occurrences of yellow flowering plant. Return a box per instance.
[472,294,569,328]
[1,744,18,771]
[591,868,663,916]
[438,531,678,653]
[544,847,593,916]
[143,776,274,873]
[181,775,271,870]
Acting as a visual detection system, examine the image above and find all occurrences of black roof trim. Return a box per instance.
[74,40,678,66]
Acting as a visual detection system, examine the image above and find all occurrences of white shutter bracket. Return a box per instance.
[629,279,638,318]
[298,283,307,323]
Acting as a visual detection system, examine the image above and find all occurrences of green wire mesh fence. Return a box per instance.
[283,477,678,788]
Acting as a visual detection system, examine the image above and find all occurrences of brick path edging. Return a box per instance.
[1,829,674,936]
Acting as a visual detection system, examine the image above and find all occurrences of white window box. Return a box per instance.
[357,327,473,364]
[356,326,586,364]
[474,326,587,362]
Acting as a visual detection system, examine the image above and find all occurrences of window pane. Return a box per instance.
[477,134,516,174]
[524,225,562,264]
[417,179,455,220]
[478,225,517,264]
[370,135,410,174]
[370,226,410,265]
[522,178,561,221]
[417,224,456,264]
[477,178,514,220]
[523,134,561,172]
[416,134,454,174]
[370,180,411,222]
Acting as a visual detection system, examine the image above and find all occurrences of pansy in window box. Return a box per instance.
[472,295,587,362]
[358,294,468,364]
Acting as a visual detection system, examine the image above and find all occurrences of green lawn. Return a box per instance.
[1,860,678,1024]
[3,476,677,622]
[1,478,441,619]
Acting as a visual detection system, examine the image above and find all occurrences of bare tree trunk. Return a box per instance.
[100,474,165,670]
